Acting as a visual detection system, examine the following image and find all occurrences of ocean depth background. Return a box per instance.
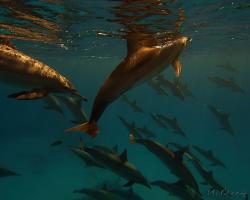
[0,0,250,200]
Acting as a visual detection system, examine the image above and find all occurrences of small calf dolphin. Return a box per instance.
[151,180,203,200]
[121,95,144,113]
[66,34,190,137]
[207,104,235,135]
[191,145,226,168]
[129,134,199,192]
[157,114,187,138]
[0,44,86,100]
[0,166,20,177]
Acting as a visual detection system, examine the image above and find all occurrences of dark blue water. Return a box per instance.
[0,0,250,200]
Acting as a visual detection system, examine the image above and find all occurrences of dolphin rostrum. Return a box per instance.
[0,44,86,100]
[66,32,190,137]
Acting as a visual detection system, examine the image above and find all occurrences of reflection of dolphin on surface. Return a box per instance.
[121,95,144,113]
[207,104,235,135]
[208,76,245,94]
[66,28,190,136]
[151,180,203,200]
[191,145,226,168]
[0,44,85,100]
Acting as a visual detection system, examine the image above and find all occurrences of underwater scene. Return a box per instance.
[0,0,250,200]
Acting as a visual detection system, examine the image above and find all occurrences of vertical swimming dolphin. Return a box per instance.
[66,32,190,137]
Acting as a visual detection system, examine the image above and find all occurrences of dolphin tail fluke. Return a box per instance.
[65,121,99,137]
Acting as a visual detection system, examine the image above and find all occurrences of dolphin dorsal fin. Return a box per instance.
[119,149,128,162]
[112,145,118,153]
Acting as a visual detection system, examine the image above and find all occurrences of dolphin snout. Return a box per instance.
[180,36,192,45]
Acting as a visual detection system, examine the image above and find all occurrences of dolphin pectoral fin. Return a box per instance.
[123,181,135,187]
[172,57,182,77]
[65,122,99,137]
[8,89,49,100]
